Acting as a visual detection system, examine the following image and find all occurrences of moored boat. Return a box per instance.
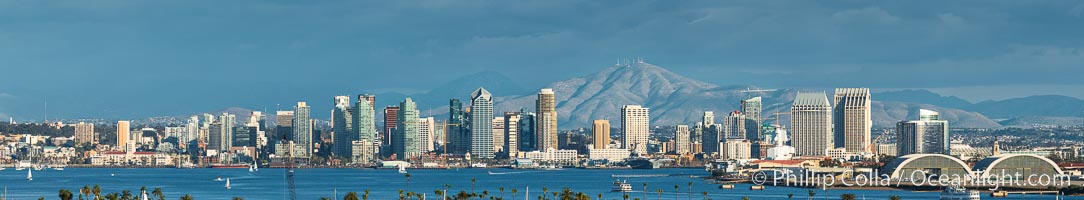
[940,185,980,200]
[610,180,631,192]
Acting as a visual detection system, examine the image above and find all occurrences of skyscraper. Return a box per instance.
[621,105,650,155]
[701,124,721,154]
[395,98,420,160]
[536,88,558,151]
[723,111,746,139]
[218,113,235,152]
[383,106,400,148]
[185,116,199,145]
[353,94,377,163]
[833,88,872,154]
[448,99,469,155]
[675,125,690,154]
[332,95,354,158]
[117,120,130,151]
[897,109,950,155]
[504,112,522,157]
[517,110,537,152]
[470,87,495,159]
[293,102,312,157]
[741,97,763,141]
[791,92,833,156]
[592,119,610,150]
[75,122,95,145]
[419,117,435,152]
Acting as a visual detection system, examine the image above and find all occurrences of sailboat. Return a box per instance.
[398,164,407,174]
[249,161,258,172]
[225,178,231,190]
[27,168,33,181]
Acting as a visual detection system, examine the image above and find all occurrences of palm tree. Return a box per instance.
[597,193,602,200]
[232,197,244,200]
[700,192,707,200]
[153,188,164,200]
[471,178,478,195]
[551,192,557,200]
[405,173,413,191]
[120,190,133,200]
[741,197,749,200]
[889,195,901,200]
[787,193,794,199]
[179,194,193,200]
[399,189,406,200]
[840,194,856,200]
[511,189,518,200]
[408,192,416,200]
[319,198,331,200]
[641,183,647,200]
[59,189,74,200]
[364,190,371,200]
[82,185,92,200]
[622,194,629,200]
[656,189,663,200]
[345,192,360,200]
[542,188,548,200]
[673,185,679,200]
[806,189,815,200]
[415,193,423,200]
[93,185,102,200]
[686,182,693,200]
[482,190,490,200]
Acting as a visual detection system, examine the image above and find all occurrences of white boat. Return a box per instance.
[249,161,258,172]
[225,178,231,190]
[215,176,224,181]
[610,179,631,192]
[398,164,408,174]
[27,168,33,181]
[15,167,25,171]
[54,167,64,171]
[470,163,487,168]
[939,185,979,200]
[0,167,5,171]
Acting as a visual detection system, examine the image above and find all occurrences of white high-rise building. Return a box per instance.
[293,102,312,157]
[674,125,690,154]
[536,88,558,151]
[720,139,752,160]
[791,92,833,156]
[470,88,495,159]
[621,105,650,155]
[897,109,950,155]
[419,117,435,152]
[833,88,872,154]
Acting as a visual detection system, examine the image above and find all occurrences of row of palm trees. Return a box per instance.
[51,185,202,200]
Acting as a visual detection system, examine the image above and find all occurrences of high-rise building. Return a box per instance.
[470,88,495,159]
[701,124,721,154]
[492,117,505,153]
[219,113,236,151]
[395,98,420,160]
[504,112,522,157]
[117,121,130,150]
[741,97,763,141]
[791,92,833,156]
[419,117,435,152]
[383,106,400,147]
[536,88,558,151]
[897,109,950,155]
[185,116,199,145]
[833,88,872,154]
[353,94,377,162]
[621,105,650,155]
[723,111,746,139]
[75,122,96,145]
[674,125,690,154]
[332,95,354,158]
[293,102,312,157]
[448,99,469,155]
[720,139,752,160]
[517,110,537,152]
[592,120,610,150]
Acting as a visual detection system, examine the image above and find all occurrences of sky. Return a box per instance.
[2,1,1084,121]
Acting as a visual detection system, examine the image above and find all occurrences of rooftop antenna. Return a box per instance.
[44,97,47,123]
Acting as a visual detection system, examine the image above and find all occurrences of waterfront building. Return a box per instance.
[791,92,833,156]
[720,139,751,160]
[621,105,650,155]
[293,102,313,157]
[470,88,495,159]
[353,94,377,163]
[674,125,690,154]
[492,117,505,153]
[332,95,354,158]
[536,88,558,151]
[517,110,537,152]
[523,149,577,164]
[587,147,631,161]
[741,97,763,141]
[896,109,950,155]
[383,106,400,148]
[833,88,872,154]
[504,112,522,156]
[394,98,421,160]
[723,111,746,139]
[74,122,96,145]
[447,99,469,155]
[592,120,610,150]
[117,120,130,151]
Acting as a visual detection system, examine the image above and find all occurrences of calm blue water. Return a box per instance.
[0,168,1077,200]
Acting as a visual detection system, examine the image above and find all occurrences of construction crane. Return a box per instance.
[740,87,778,93]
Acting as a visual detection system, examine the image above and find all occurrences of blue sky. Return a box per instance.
[2,1,1084,121]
